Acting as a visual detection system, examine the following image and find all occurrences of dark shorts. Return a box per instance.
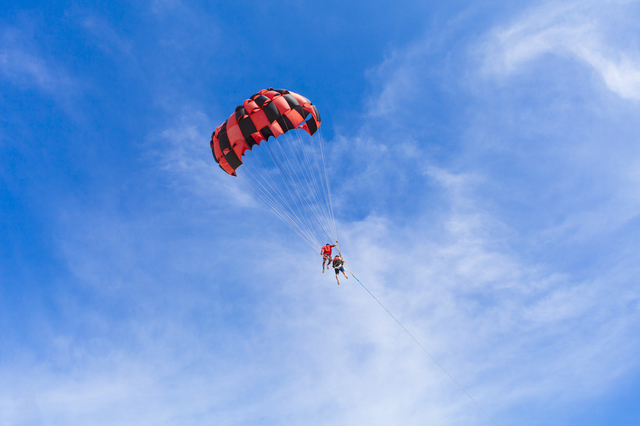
[334,265,345,274]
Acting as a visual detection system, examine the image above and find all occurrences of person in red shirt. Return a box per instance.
[320,242,336,273]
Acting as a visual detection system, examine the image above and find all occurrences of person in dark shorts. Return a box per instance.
[332,254,348,285]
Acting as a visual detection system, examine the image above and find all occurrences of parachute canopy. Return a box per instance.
[211,88,321,176]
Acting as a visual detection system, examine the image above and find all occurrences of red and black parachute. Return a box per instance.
[211,88,321,176]
[209,88,334,250]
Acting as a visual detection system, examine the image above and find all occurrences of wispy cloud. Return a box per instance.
[68,9,134,57]
[147,109,257,210]
[482,1,640,100]
[142,2,640,422]
[329,1,640,422]
[0,28,77,96]
[3,2,640,425]
[134,14,640,421]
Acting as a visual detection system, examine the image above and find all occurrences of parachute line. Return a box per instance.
[310,128,337,239]
[236,176,319,250]
[236,127,336,250]
[290,129,331,236]
[286,131,333,241]
[263,134,334,244]
[285,133,326,231]
[265,148,316,237]
[238,148,322,249]
[265,140,330,243]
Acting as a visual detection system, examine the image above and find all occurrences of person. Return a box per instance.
[320,242,335,273]
[332,254,348,285]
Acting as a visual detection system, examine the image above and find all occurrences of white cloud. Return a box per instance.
[4,2,640,425]
[332,1,640,422]
[134,5,640,421]
[147,109,258,210]
[482,1,640,100]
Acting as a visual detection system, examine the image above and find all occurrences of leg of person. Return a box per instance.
[341,266,348,279]
[335,268,340,285]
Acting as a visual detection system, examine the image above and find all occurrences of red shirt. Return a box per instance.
[321,244,334,255]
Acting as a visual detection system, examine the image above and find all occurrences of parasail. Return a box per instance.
[210,88,337,249]
[211,91,501,426]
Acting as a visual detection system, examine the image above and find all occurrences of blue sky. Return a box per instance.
[2,1,640,425]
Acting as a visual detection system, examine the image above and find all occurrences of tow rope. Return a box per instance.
[335,242,498,426]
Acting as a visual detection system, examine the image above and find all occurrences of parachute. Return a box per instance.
[210,88,337,249]
[210,92,500,425]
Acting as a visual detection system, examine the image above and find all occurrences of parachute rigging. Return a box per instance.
[210,89,336,249]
